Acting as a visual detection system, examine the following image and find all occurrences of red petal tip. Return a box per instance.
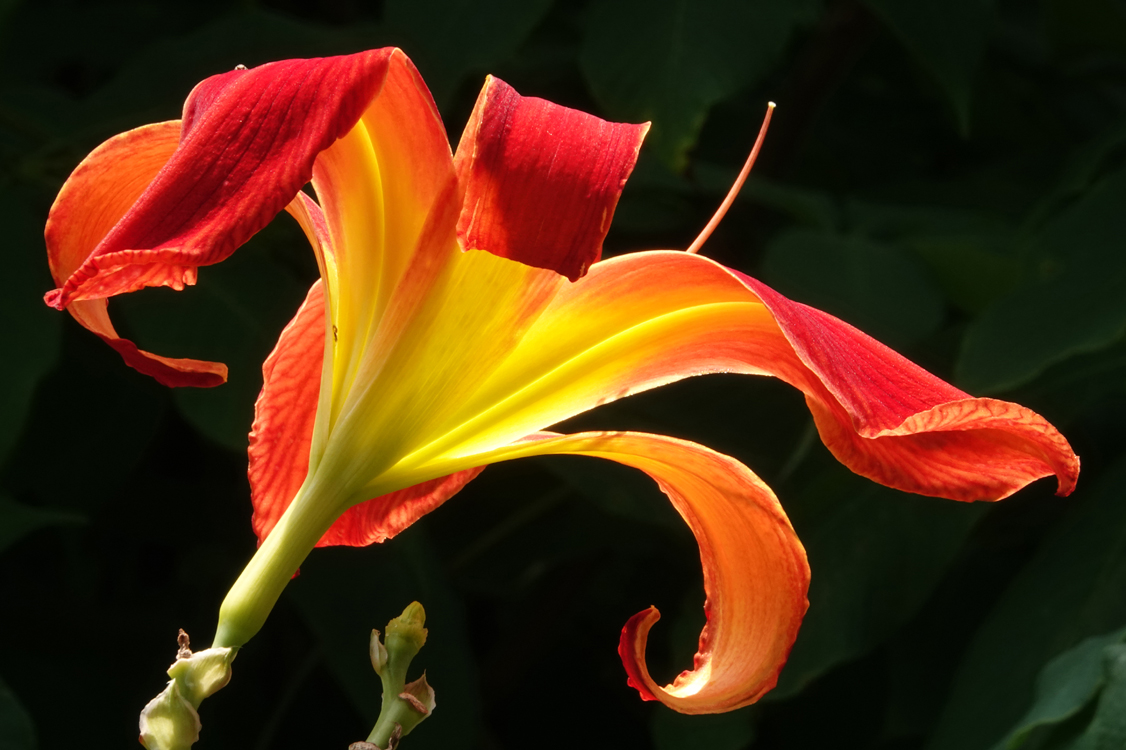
[619,606,661,702]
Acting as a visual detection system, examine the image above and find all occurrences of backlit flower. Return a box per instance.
[45,49,1078,715]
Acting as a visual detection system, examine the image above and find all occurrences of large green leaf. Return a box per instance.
[580,0,819,170]
[698,168,1025,317]
[7,7,385,167]
[991,628,1126,749]
[1006,337,1126,429]
[1068,645,1126,750]
[1043,0,1126,60]
[763,227,946,349]
[957,167,1126,393]
[89,7,381,118]
[928,455,1126,750]
[861,0,996,131]
[0,319,166,509]
[384,0,554,109]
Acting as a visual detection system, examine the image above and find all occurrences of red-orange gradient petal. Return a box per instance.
[46,50,396,309]
[439,251,1077,503]
[43,121,226,387]
[454,431,809,712]
[453,76,648,281]
[248,276,483,548]
[731,271,1080,500]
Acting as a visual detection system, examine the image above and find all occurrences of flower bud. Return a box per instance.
[385,601,427,659]
[364,603,436,749]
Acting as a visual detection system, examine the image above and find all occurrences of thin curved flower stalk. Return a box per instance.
[44,48,1078,743]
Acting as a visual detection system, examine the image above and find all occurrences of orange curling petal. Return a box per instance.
[389,431,809,712]
[454,76,649,281]
[43,121,226,387]
[403,251,1076,503]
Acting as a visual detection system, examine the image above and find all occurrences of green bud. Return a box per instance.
[385,602,427,658]
[365,603,435,749]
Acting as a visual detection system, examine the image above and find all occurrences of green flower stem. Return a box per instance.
[140,470,357,747]
[366,604,434,749]
[213,475,347,649]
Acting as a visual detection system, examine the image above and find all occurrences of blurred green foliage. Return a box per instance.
[2,0,1126,749]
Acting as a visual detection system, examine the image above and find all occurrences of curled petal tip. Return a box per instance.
[43,288,63,310]
[449,432,809,715]
[619,606,661,702]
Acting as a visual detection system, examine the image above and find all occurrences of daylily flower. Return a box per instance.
[45,49,1078,717]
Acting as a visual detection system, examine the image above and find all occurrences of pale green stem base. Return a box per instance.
[213,475,347,649]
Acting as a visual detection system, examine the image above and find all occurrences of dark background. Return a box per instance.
[3,0,1126,748]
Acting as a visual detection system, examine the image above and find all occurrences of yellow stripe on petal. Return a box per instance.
[323,236,565,491]
[311,118,386,425]
[391,251,783,466]
[306,50,457,448]
[408,300,779,465]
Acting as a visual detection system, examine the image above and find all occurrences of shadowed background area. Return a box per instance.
[3,1,1126,749]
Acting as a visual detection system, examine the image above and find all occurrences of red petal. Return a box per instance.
[46,49,396,309]
[315,466,485,547]
[733,271,1080,499]
[453,76,648,281]
[43,121,226,387]
[249,279,327,544]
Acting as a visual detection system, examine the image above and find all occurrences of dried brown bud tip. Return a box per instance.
[176,628,192,660]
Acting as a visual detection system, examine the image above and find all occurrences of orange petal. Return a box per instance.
[453,76,649,281]
[391,430,810,712]
[403,251,1076,503]
[43,121,226,387]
